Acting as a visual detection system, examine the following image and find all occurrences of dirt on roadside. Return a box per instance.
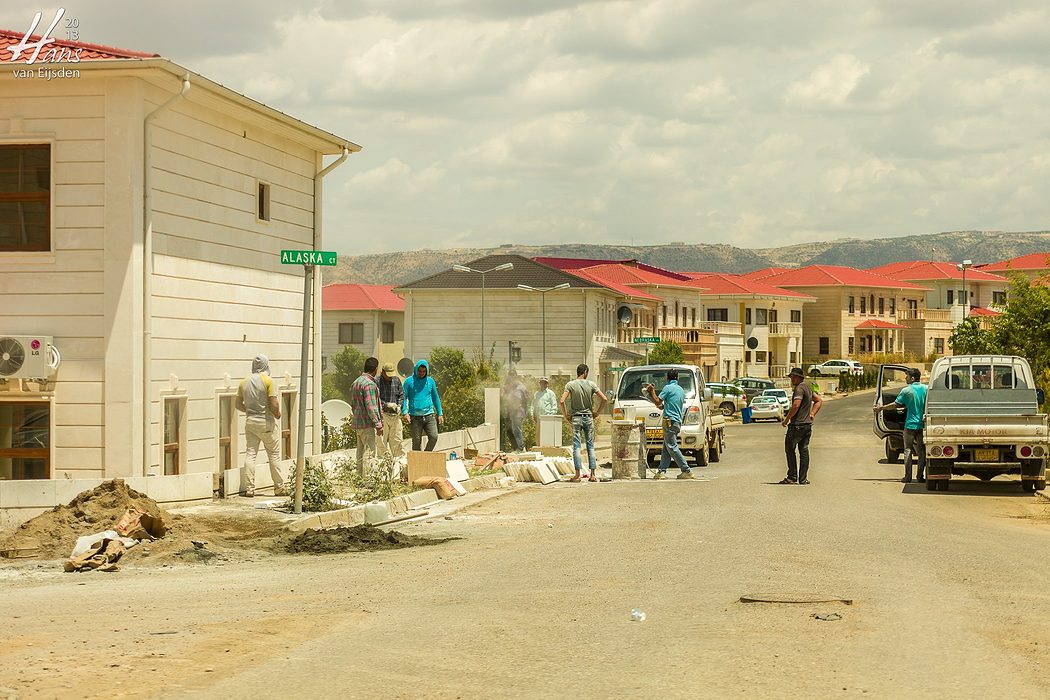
[284,525,458,554]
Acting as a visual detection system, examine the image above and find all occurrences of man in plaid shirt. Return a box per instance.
[350,357,384,475]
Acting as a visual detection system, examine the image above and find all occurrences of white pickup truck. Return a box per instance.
[611,364,727,466]
[877,355,1048,492]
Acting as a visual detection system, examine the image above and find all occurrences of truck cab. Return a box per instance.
[612,364,726,467]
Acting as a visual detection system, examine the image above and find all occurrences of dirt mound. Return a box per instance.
[285,525,457,554]
[1,479,171,559]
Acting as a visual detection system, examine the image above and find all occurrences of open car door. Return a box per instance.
[874,364,911,462]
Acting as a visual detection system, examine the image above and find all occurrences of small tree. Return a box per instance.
[948,317,1001,356]
[328,345,367,403]
[649,340,685,364]
[428,346,476,394]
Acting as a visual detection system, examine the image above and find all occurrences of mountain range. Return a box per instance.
[322,230,1050,286]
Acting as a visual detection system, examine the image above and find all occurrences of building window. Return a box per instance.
[217,394,236,474]
[0,144,51,252]
[878,297,885,315]
[860,297,866,314]
[848,336,855,354]
[744,351,751,362]
[907,299,918,312]
[946,290,954,305]
[992,291,1007,306]
[819,337,830,355]
[755,351,767,363]
[163,397,185,476]
[745,308,752,325]
[257,181,271,221]
[661,305,667,326]
[339,323,364,344]
[876,335,884,352]
[890,298,896,316]
[790,310,801,323]
[959,289,967,302]
[690,307,696,326]
[0,401,50,480]
[281,392,296,460]
[707,308,728,322]
[869,295,875,314]
[848,296,855,314]
[934,337,945,354]
[755,308,768,325]
[381,322,395,344]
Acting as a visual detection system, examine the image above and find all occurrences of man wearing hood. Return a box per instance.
[236,354,285,497]
[402,359,444,451]
[503,371,529,452]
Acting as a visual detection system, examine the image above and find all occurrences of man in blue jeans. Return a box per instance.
[560,363,608,482]
[645,369,694,480]
[780,367,823,484]
[873,367,927,483]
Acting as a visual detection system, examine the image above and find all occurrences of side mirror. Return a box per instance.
[1038,389,1045,405]
[703,387,713,401]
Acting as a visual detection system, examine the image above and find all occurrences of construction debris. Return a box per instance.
[285,525,457,554]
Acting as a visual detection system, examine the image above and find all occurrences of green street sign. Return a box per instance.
[280,250,338,266]
[609,366,627,371]
[633,336,660,344]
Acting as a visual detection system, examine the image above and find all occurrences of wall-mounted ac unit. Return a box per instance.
[0,335,54,379]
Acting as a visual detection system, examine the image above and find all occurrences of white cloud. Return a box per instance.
[785,54,871,109]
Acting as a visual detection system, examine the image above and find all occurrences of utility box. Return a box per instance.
[538,415,563,447]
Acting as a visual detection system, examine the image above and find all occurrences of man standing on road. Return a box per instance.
[350,357,384,476]
[780,367,823,485]
[236,354,286,497]
[402,359,444,451]
[644,369,694,480]
[503,370,529,452]
[533,377,559,420]
[377,362,404,459]
[560,363,608,483]
[873,368,927,483]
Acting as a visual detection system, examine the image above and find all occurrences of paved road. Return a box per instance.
[5,392,1050,699]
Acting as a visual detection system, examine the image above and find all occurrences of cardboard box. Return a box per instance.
[407,451,449,483]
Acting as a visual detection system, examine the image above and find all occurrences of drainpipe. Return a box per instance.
[143,74,190,476]
[311,147,350,455]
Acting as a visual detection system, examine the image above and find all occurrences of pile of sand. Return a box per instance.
[285,525,456,554]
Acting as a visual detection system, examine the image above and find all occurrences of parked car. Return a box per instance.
[708,382,748,416]
[809,359,863,377]
[733,376,776,402]
[748,395,784,422]
[762,388,790,411]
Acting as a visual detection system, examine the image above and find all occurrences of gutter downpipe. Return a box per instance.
[306,146,350,487]
[143,74,190,476]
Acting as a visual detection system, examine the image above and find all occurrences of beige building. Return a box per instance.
[321,284,405,370]
[0,33,358,493]
[747,266,928,361]
[396,255,660,392]
[980,252,1050,281]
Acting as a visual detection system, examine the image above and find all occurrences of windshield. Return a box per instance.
[751,396,777,405]
[764,389,787,398]
[618,369,696,400]
[931,360,1033,390]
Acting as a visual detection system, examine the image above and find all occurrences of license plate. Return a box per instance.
[645,428,663,440]
[975,448,999,462]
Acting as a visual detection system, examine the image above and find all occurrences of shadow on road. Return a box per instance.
[852,478,902,482]
[902,480,1037,498]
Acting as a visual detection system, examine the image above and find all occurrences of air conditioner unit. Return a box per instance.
[0,335,54,379]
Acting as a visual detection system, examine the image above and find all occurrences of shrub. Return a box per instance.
[289,459,337,512]
[649,340,685,364]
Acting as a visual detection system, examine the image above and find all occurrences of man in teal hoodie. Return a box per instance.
[402,359,444,451]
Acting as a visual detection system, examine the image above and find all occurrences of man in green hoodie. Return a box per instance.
[402,359,444,451]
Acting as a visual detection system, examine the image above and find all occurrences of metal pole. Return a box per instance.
[293,264,313,515]
[481,272,486,365]
[541,290,547,377]
[962,266,967,314]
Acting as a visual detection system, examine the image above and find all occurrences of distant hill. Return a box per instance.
[323,230,1050,286]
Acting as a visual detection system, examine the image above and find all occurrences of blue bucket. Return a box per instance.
[741,406,753,424]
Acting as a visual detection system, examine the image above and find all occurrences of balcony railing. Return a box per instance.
[897,308,951,322]
[767,322,802,337]
[698,321,743,335]
[658,326,716,344]
[618,326,657,343]
[768,365,789,378]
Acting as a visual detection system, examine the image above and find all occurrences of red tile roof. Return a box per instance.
[0,28,158,63]
[683,273,815,299]
[322,284,405,312]
[576,263,697,289]
[854,319,906,329]
[739,267,792,280]
[980,252,1050,272]
[758,265,927,290]
[868,260,1007,282]
[968,306,1001,317]
[566,268,661,301]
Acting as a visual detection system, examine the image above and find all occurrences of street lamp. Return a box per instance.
[957,259,973,316]
[453,262,513,364]
[518,283,571,376]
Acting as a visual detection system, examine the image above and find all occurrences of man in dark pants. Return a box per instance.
[873,367,927,483]
[780,367,823,484]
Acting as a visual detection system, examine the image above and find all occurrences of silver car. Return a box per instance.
[761,388,790,412]
[749,396,784,422]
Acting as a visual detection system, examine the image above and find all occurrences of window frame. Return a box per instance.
[256,180,271,222]
[280,391,297,460]
[0,142,54,255]
[162,395,187,476]
[215,392,238,475]
[790,309,801,323]
[381,321,395,344]
[707,308,729,322]
[339,322,364,345]
[818,337,830,355]
[0,399,52,480]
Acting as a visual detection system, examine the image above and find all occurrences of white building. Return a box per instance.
[321,284,406,370]
[0,31,358,507]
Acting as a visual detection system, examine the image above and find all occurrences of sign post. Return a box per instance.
[633,336,659,364]
[281,250,338,514]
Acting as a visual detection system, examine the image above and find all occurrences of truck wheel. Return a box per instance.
[694,436,710,467]
[1036,479,1047,492]
[925,478,938,492]
[884,442,900,464]
[708,435,721,463]
[720,402,735,416]
[1022,481,1037,493]
[939,479,950,492]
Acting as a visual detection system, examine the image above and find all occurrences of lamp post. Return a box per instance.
[957,259,973,317]
[518,283,571,376]
[453,262,513,364]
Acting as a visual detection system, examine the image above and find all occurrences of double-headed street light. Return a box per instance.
[518,283,571,376]
[957,259,973,315]
[453,262,513,364]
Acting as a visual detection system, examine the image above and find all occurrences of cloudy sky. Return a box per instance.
[5,1,1050,253]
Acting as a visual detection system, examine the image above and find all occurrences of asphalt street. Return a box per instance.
[4,392,1050,699]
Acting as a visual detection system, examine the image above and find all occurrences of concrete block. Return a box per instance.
[537,445,571,458]
[448,479,467,496]
[183,472,214,501]
[446,459,470,482]
[386,497,408,517]
[53,478,104,505]
[347,507,367,526]
[318,509,349,528]
[527,464,557,485]
[142,475,184,503]
[363,502,392,524]
[0,479,56,508]
[122,477,149,494]
[285,514,323,533]
[459,478,481,493]
[476,474,501,489]
[403,489,440,509]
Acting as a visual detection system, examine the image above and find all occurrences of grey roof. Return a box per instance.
[395,255,604,291]
[600,346,647,362]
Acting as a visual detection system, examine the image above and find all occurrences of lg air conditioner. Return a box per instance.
[0,335,55,379]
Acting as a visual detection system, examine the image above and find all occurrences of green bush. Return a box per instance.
[327,346,367,403]
[649,340,685,364]
[288,459,337,512]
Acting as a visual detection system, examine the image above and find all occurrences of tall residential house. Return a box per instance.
[979,252,1050,280]
[395,255,660,392]
[868,261,1009,349]
[748,266,928,360]
[0,32,358,498]
[683,273,814,379]
[321,284,405,370]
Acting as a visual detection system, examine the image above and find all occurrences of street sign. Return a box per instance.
[280,249,338,266]
[632,336,660,344]
[609,366,627,371]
